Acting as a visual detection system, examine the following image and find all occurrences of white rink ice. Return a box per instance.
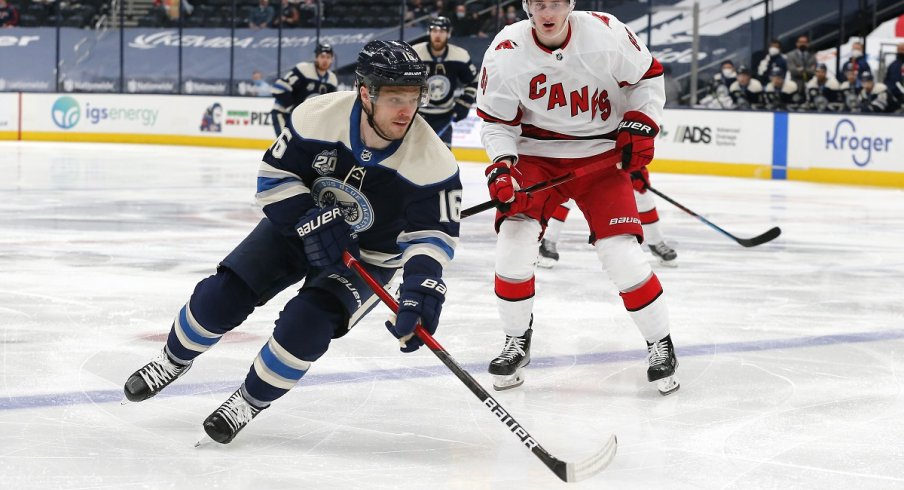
[1,141,903,490]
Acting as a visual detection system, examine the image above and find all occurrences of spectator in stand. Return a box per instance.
[248,0,274,28]
[430,0,450,19]
[883,43,904,107]
[406,0,429,26]
[699,60,737,109]
[297,0,318,25]
[839,40,871,82]
[274,0,299,28]
[0,0,19,27]
[478,5,501,36]
[839,68,862,111]
[804,63,841,112]
[763,66,800,110]
[247,70,273,97]
[858,71,897,113]
[501,4,522,27]
[757,39,788,83]
[785,35,817,93]
[729,65,764,110]
[451,3,479,37]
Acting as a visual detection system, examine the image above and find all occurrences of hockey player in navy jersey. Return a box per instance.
[477,0,679,395]
[123,40,462,444]
[413,16,479,147]
[271,43,339,136]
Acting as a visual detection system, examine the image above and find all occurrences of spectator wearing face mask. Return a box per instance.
[785,35,817,93]
[451,4,480,37]
[838,41,871,83]
[883,43,904,107]
[757,39,788,83]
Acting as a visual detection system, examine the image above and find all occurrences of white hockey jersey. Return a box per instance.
[477,11,666,161]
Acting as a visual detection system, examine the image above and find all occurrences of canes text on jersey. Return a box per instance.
[528,74,611,120]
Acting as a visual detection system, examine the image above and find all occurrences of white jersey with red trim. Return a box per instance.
[477,11,665,161]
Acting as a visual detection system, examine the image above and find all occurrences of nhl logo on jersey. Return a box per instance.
[312,149,338,175]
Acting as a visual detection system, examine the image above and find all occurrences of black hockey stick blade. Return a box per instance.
[342,251,617,483]
[734,226,782,247]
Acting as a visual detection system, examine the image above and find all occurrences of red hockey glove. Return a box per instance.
[616,111,659,173]
[630,167,650,193]
[485,160,532,215]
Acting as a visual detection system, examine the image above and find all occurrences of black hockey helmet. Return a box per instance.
[355,40,428,104]
[428,16,453,32]
[315,43,333,55]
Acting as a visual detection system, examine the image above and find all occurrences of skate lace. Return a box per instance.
[139,353,185,390]
[648,340,669,366]
[499,336,526,361]
[218,393,257,431]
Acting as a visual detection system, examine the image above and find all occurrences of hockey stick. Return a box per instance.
[342,251,617,483]
[460,153,621,219]
[642,183,782,247]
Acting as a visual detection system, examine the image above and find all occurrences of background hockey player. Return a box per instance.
[477,0,679,395]
[804,63,841,112]
[728,65,764,109]
[413,16,479,147]
[271,43,339,136]
[763,66,800,111]
[123,40,462,445]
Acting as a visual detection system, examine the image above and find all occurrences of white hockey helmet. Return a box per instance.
[522,0,576,22]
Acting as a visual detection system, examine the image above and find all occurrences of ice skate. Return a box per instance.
[202,388,266,444]
[537,239,560,269]
[648,241,677,267]
[647,335,679,395]
[488,328,532,391]
[123,349,192,403]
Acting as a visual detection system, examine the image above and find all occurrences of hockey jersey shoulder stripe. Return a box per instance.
[289,92,354,146]
[445,44,472,63]
[380,117,459,187]
[521,123,616,141]
[642,58,664,80]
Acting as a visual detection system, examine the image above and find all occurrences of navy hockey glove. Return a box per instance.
[486,160,532,216]
[452,99,471,122]
[295,205,359,271]
[616,111,659,173]
[385,275,446,353]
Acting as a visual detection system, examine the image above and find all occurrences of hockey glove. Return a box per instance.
[295,205,359,271]
[452,99,471,122]
[485,160,532,216]
[630,167,650,193]
[615,111,659,173]
[385,275,446,353]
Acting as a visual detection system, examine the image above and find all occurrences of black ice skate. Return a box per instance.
[647,335,679,396]
[537,239,560,269]
[202,388,266,444]
[123,349,192,402]
[488,328,532,391]
[648,241,677,267]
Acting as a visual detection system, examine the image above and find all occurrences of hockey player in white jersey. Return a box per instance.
[271,43,339,136]
[123,41,462,444]
[477,0,679,395]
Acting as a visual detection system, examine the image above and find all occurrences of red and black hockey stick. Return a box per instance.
[342,251,617,483]
[460,153,622,218]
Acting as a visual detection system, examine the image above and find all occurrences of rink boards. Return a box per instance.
[1,92,902,188]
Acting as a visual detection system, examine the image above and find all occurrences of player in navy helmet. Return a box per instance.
[123,40,462,446]
[412,16,479,147]
[271,41,339,136]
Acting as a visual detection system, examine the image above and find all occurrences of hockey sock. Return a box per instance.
[496,275,535,337]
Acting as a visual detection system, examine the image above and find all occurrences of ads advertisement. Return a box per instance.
[655,108,774,165]
[21,93,276,142]
[787,113,902,173]
[0,93,18,138]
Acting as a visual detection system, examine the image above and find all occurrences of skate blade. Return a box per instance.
[537,257,558,269]
[492,372,525,391]
[120,396,131,405]
[656,258,678,268]
[657,375,680,396]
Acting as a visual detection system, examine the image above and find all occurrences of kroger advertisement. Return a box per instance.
[787,114,901,172]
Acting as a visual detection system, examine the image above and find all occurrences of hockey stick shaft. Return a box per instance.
[460,153,621,219]
[342,251,613,482]
[643,184,781,247]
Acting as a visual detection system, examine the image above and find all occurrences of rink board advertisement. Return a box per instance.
[0,93,17,139]
[787,114,904,186]
[20,93,275,148]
